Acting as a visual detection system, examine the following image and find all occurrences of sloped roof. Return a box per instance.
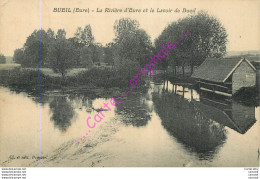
[191,58,256,83]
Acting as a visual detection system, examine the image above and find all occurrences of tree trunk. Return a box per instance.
[190,61,194,76]
[182,63,185,78]
[61,72,66,86]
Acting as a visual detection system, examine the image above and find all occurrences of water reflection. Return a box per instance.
[152,86,227,160]
[49,96,75,132]
[0,77,258,167]
[151,79,257,160]
[115,91,152,127]
[193,96,256,134]
[67,93,94,112]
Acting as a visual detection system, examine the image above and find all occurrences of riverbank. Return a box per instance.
[1,67,258,105]
[0,67,149,99]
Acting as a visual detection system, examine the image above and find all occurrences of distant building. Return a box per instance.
[192,58,256,96]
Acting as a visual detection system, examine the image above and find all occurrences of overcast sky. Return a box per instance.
[0,0,259,56]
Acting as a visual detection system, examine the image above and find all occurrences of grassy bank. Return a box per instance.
[0,67,148,97]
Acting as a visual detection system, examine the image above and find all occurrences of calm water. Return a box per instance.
[0,80,259,167]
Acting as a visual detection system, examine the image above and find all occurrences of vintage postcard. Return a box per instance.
[0,0,259,168]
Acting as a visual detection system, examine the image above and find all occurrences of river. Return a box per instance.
[0,80,259,167]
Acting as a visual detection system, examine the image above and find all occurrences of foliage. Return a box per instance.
[113,18,153,79]
[79,46,94,68]
[68,37,81,67]
[104,42,115,66]
[74,25,95,47]
[156,10,228,76]
[79,43,104,67]
[67,67,129,89]
[13,49,24,64]
[0,68,60,90]
[89,43,104,64]
[49,96,75,132]
[233,86,259,106]
[74,25,105,66]
[12,25,104,79]
[22,29,55,67]
[113,18,140,39]
[47,37,77,80]
[56,29,66,39]
[0,54,6,64]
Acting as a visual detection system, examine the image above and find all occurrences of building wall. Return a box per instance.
[232,61,256,94]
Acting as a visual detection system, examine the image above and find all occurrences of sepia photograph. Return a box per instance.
[0,0,259,170]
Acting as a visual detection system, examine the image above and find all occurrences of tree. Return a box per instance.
[68,37,81,67]
[104,42,115,67]
[155,22,177,72]
[79,46,94,68]
[113,18,140,39]
[74,25,95,67]
[80,43,104,68]
[47,37,77,82]
[156,11,228,76]
[74,25,95,47]
[91,43,104,64]
[13,49,24,64]
[113,18,153,79]
[0,54,6,64]
[47,28,55,39]
[184,11,228,74]
[23,29,55,67]
[56,29,66,39]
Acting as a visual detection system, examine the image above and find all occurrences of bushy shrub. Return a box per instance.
[0,68,61,90]
[0,67,149,92]
[67,68,130,89]
[233,86,259,106]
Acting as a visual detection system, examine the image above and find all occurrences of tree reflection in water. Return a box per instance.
[152,85,227,160]
[49,96,75,132]
[68,93,93,113]
[115,91,152,127]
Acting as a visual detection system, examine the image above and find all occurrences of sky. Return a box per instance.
[0,0,259,56]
